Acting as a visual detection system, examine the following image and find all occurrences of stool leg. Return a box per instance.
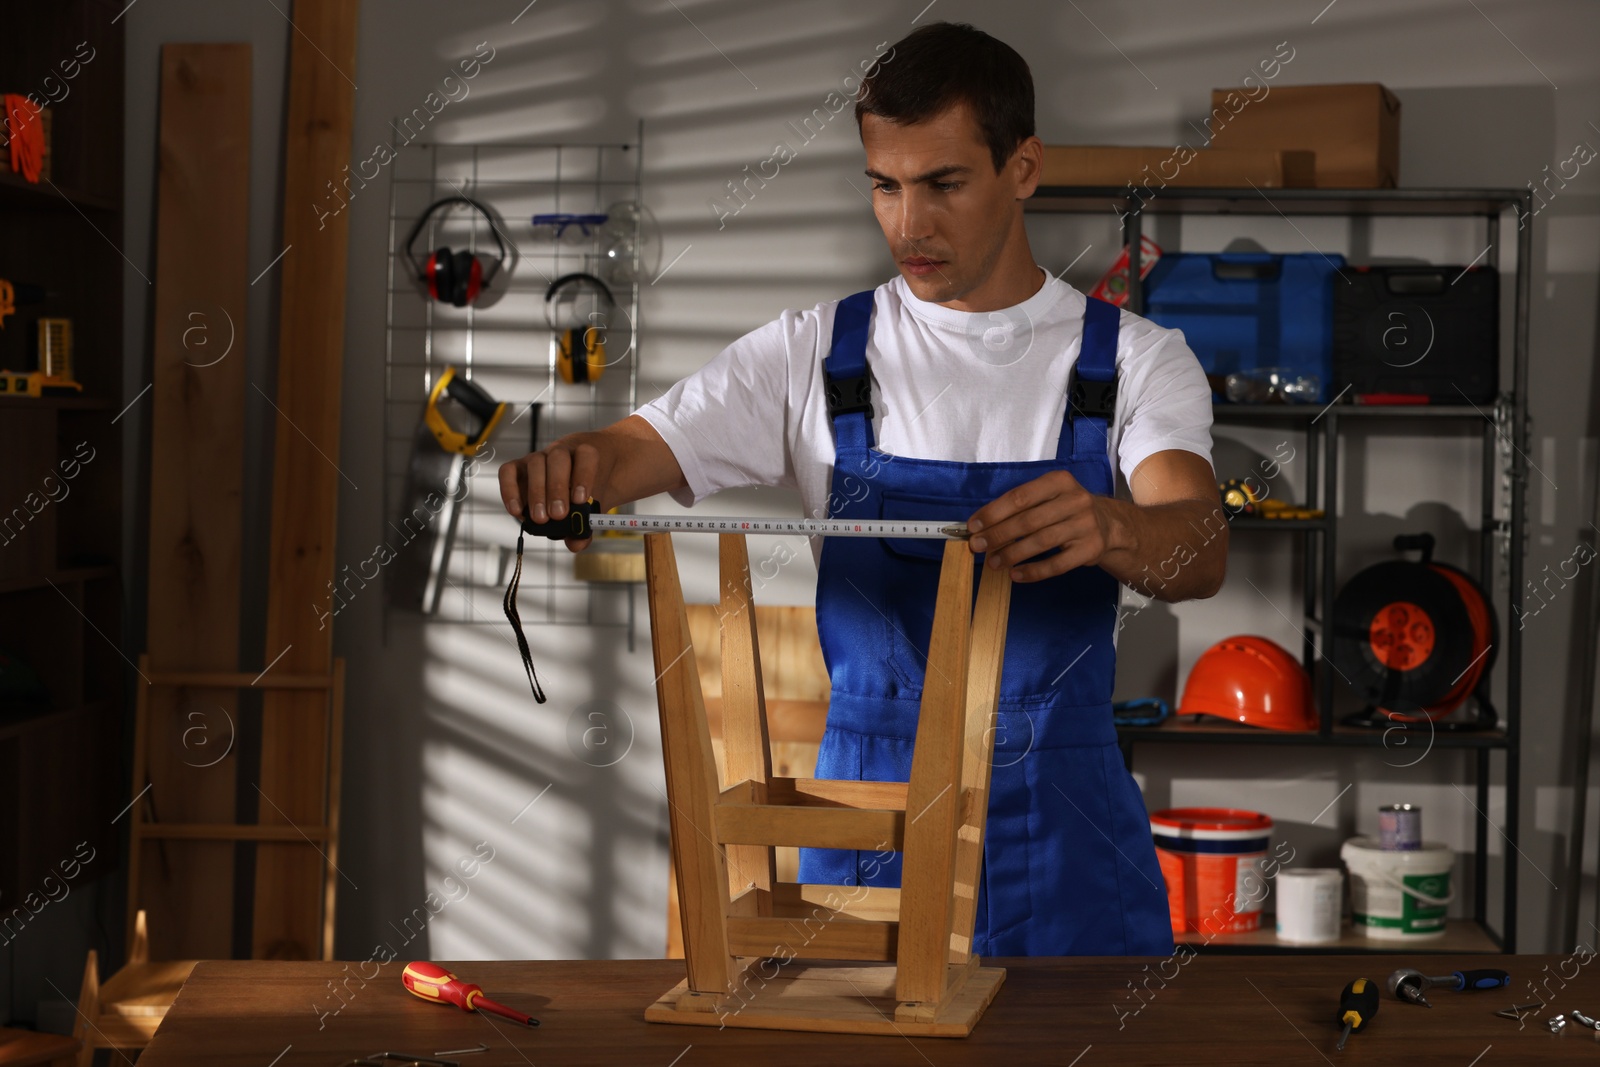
[645,534,735,1001]
[896,542,973,1010]
[717,535,776,912]
[949,565,1011,963]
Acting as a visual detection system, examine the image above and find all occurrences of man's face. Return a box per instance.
[860,100,1035,307]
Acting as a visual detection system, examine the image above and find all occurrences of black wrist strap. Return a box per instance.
[503,530,547,704]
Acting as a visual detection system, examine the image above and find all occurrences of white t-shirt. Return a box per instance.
[636,267,1215,546]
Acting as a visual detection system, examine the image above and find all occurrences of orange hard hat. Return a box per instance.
[1177,635,1317,731]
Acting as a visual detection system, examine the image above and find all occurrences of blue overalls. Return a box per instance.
[796,290,1175,957]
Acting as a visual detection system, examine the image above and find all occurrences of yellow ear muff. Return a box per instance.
[557,324,607,384]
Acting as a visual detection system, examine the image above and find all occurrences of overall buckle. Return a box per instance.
[825,374,874,419]
[1069,374,1118,420]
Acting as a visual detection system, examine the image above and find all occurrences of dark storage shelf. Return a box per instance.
[1028,185,1525,216]
[1211,402,1493,422]
[0,699,108,743]
[0,564,118,596]
[1118,720,1509,749]
[0,394,120,410]
[1182,918,1502,955]
[0,168,119,213]
[1227,516,1327,531]
[1051,180,1532,953]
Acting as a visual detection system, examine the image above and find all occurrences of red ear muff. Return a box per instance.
[428,248,454,303]
[452,250,477,307]
[404,197,509,307]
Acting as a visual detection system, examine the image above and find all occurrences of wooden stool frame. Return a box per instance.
[643,532,1011,1037]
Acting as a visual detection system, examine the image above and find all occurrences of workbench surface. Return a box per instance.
[138,955,1595,1065]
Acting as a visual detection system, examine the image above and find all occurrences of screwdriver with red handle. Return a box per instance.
[401,960,539,1026]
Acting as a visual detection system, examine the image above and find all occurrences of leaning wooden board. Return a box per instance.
[139,956,1599,1064]
[255,0,360,960]
[139,42,252,961]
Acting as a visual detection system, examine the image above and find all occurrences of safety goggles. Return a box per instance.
[530,212,609,244]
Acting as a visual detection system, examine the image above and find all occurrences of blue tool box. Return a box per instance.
[1142,252,1345,402]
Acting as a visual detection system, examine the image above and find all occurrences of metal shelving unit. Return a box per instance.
[1026,185,1531,953]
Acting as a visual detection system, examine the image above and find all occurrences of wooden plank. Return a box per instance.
[948,565,1012,964]
[766,777,908,810]
[716,805,903,851]
[717,535,776,909]
[145,671,333,690]
[771,882,902,923]
[702,696,828,743]
[142,42,252,963]
[254,0,361,961]
[138,825,331,842]
[726,915,897,961]
[645,534,735,996]
[720,778,909,811]
[124,660,153,961]
[687,605,831,707]
[897,955,981,1023]
[647,962,1005,1037]
[894,541,973,1008]
[322,658,346,960]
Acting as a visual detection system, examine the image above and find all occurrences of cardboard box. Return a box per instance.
[1040,145,1315,189]
[1204,83,1400,188]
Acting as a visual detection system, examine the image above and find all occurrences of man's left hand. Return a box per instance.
[966,470,1119,583]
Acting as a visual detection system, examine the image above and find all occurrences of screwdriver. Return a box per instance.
[401,960,540,1026]
[1337,978,1379,1051]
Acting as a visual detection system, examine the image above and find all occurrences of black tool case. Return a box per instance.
[1331,265,1499,402]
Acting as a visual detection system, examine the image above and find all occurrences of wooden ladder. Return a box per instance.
[643,532,1010,1037]
[125,656,347,961]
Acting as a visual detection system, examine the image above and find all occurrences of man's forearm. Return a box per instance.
[1096,496,1229,602]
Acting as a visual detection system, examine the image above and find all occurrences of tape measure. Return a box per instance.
[504,501,972,709]
[519,501,971,541]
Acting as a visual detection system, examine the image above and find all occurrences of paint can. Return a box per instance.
[1341,836,1454,939]
[1378,803,1422,850]
[1151,808,1273,936]
[1274,868,1343,944]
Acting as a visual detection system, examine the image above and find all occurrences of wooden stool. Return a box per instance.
[0,1028,79,1067]
[643,532,1011,1037]
[72,910,196,1067]
[666,603,833,958]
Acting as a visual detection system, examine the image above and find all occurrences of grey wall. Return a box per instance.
[112,0,1600,967]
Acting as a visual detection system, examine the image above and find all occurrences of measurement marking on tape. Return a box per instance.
[589,514,972,539]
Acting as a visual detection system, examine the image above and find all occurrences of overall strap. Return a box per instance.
[823,289,876,452]
[1058,295,1120,463]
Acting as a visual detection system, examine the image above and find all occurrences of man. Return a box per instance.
[499,21,1226,956]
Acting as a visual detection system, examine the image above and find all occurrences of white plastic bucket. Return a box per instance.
[1341,836,1454,940]
[1275,868,1343,944]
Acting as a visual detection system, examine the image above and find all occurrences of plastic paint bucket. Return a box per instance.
[1341,836,1454,939]
[1151,808,1273,936]
[1275,868,1343,944]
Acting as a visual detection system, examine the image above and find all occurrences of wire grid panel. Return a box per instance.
[384,134,644,627]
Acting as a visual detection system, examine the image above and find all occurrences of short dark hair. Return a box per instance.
[855,22,1035,175]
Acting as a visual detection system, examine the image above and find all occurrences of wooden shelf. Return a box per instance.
[0,699,107,743]
[0,394,120,410]
[0,564,118,596]
[1182,918,1502,954]
[0,167,119,213]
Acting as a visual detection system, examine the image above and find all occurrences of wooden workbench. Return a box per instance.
[138,955,1596,1065]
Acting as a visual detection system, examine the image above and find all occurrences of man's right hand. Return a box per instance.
[497,414,686,552]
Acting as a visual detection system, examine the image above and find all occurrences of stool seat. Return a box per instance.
[0,1027,80,1067]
